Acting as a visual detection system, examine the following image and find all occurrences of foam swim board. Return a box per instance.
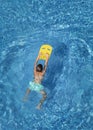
[39,44,53,60]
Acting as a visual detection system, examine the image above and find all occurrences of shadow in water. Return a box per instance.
[43,43,68,92]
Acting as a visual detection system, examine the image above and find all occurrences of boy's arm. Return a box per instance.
[42,54,49,75]
[34,53,41,72]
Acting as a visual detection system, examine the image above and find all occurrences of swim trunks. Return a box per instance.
[29,81,44,92]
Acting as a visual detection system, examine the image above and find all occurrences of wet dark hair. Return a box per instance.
[36,64,43,72]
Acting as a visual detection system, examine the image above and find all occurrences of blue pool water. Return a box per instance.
[0,0,93,130]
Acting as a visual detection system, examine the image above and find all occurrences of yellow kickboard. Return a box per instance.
[39,44,53,60]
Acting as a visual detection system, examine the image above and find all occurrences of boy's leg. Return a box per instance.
[36,90,47,109]
[23,88,31,101]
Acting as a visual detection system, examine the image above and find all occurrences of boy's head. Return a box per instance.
[36,64,43,72]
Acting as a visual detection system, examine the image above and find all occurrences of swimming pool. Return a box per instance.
[0,0,93,130]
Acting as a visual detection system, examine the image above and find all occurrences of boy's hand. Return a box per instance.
[39,52,42,56]
[45,53,49,60]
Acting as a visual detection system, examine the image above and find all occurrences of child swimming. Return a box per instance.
[23,52,49,109]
